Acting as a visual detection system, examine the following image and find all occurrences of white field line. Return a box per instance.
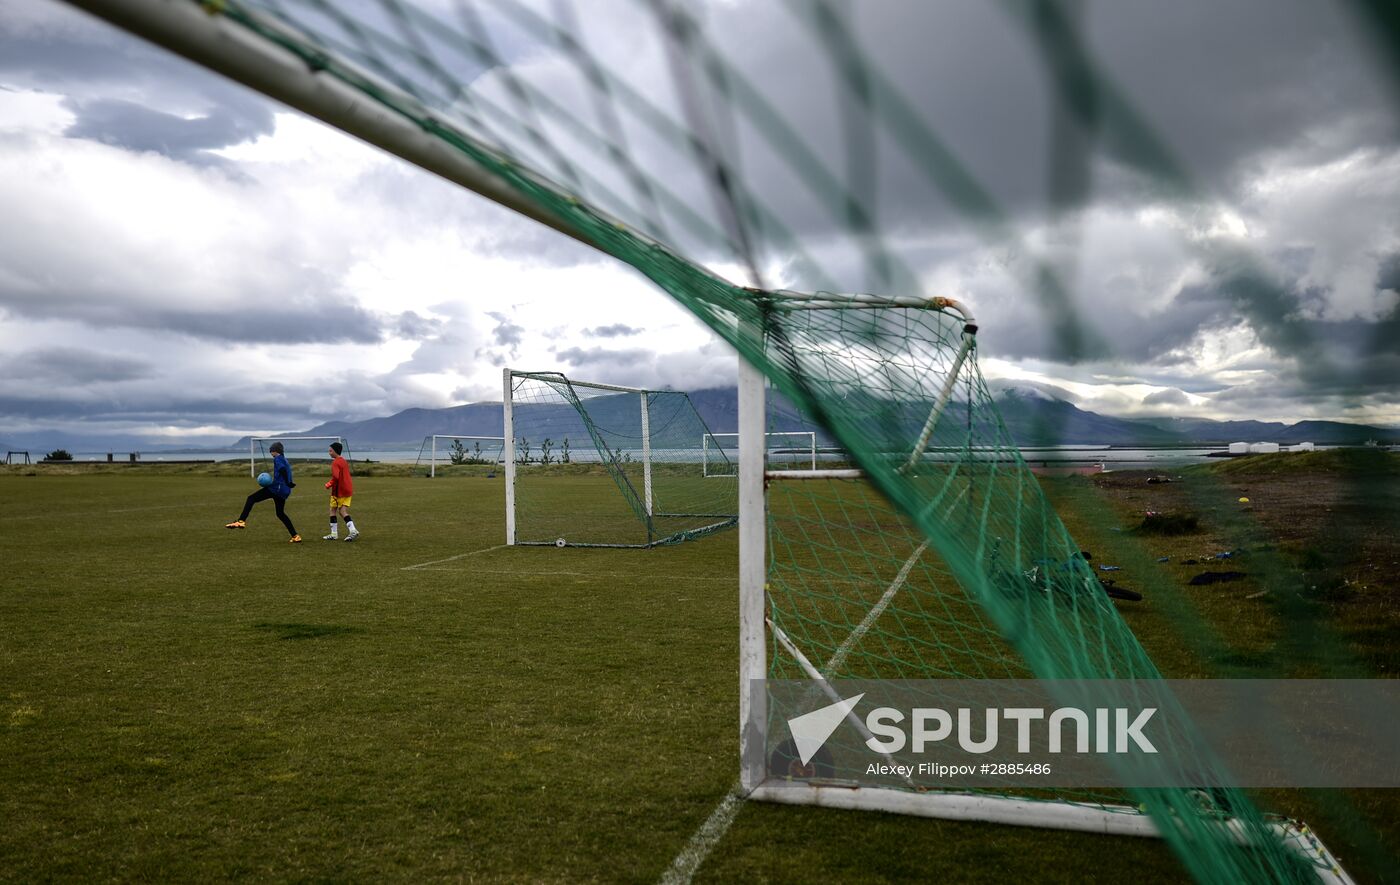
[824,541,928,675]
[658,784,746,885]
[659,541,928,884]
[400,545,506,570]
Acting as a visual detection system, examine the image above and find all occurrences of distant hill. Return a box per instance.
[9,386,1395,454]
[232,403,506,448]
[1138,416,1397,445]
[227,385,1398,449]
[991,388,1188,446]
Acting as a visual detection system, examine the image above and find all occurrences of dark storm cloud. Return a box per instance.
[395,310,443,339]
[2,1,282,142]
[0,347,151,386]
[19,0,1389,267]
[1,3,187,89]
[0,290,389,346]
[456,0,1399,413]
[554,346,654,371]
[986,377,1080,403]
[1378,254,1400,293]
[150,306,387,345]
[978,279,1235,364]
[0,365,439,436]
[532,0,1394,270]
[488,312,524,350]
[0,390,294,422]
[545,341,735,392]
[1212,363,1400,415]
[62,96,274,165]
[585,323,642,338]
[978,248,1400,407]
[1142,388,1190,407]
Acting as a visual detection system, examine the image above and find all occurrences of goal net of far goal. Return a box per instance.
[504,370,737,548]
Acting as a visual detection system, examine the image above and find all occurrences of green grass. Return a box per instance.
[1194,448,1400,478]
[2,467,1394,881]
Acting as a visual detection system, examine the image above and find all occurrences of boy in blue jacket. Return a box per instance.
[226,441,302,542]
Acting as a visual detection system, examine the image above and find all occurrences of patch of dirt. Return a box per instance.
[1084,465,1400,674]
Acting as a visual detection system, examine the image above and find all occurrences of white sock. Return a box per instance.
[345,518,357,534]
[328,521,338,537]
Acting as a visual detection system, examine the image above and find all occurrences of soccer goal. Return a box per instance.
[503,369,737,548]
[249,436,347,478]
[702,431,817,477]
[414,435,505,478]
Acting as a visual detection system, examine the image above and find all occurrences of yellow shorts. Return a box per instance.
[329,496,352,508]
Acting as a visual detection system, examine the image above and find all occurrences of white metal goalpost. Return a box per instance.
[248,436,347,478]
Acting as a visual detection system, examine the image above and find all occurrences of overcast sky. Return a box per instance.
[1,0,1397,445]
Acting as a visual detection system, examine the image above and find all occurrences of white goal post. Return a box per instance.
[248,436,347,478]
[702,431,817,476]
[417,435,505,478]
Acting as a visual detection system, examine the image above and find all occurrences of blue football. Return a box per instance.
[257,472,273,487]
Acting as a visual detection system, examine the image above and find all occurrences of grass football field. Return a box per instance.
[1,458,1395,881]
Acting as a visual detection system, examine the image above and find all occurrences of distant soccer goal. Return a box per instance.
[504,369,737,548]
[702,431,817,477]
[414,435,505,477]
[249,436,347,478]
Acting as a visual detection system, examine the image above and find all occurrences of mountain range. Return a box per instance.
[231,386,1397,449]
[6,386,1395,454]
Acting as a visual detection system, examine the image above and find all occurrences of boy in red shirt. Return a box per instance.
[322,441,359,542]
